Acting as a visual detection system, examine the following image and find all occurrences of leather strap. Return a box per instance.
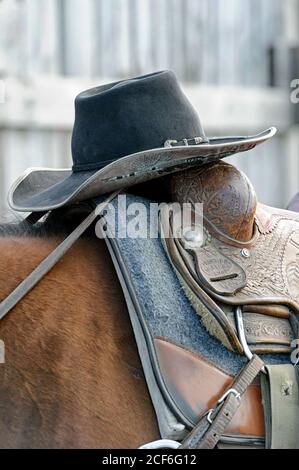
[0,191,120,321]
[19,211,47,228]
[261,365,299,449]
[180,355,264,449]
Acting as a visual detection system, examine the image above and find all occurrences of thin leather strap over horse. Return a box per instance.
[18,211,47,229]
[0,191,120,321]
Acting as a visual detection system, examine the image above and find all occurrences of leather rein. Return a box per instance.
[0,191,121,321]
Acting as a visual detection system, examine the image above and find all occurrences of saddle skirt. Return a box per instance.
[160,163,299,354]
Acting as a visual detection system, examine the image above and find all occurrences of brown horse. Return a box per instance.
[0,188,298,449]
[0,208,159,449]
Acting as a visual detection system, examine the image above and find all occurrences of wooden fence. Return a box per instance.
[0,0,299,209]
[0,0,286,83]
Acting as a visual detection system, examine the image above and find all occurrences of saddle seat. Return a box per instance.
[160,162,299,354]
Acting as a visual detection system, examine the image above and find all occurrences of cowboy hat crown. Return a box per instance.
[72,70,207,172]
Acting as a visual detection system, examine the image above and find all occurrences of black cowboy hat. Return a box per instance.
[9,70,276,212]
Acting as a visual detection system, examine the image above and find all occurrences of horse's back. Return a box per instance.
[0,235,158,448]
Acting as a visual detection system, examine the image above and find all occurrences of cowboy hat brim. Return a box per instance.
[8,127,276,212]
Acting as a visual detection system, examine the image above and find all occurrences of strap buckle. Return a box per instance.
[207,388,241,424]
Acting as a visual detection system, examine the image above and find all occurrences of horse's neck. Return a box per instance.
[0,236,158,448]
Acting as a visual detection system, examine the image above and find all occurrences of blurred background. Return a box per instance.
[0,0,299,209]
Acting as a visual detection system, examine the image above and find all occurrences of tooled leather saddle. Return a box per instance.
[160,162,299,356]
[156,161,299,449]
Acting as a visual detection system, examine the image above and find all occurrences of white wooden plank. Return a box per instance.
[284,127,299,204]
[247,0,266,86]
[98,0,125,76]
[271,0,299,87]
[261,0,286,87]
[148,0,169,71]
[116,0,131,76]
[1,130,32,202]
[184,84,291,134]
[51,131,72,168]
[23,0,61,74]
[235,0,252,86]
[93,0,132,78]
[283,0,299,45]
[130,0,153,75]
[166,0,185,80]
[200,0,219,84]
[0,75,86,130]
[0,76,291,133]
[183,0,204,81]
[61,0,94,76]
[218,0,238,85]
[0,0,26,75]
[106,0,131,77]
[0,128,72,205]
[227,137,285,208]
[96,0,113,76]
